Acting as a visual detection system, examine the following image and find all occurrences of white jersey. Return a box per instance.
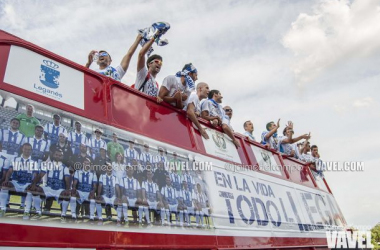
[44,161,70,190]
[179,189,195,208]
[278,136,302,159]
[196,191,208,208]
[74,170,98,193]
[170,172,182,192]
[161,75,191,106]
[22,136,50,162]
[301,153,315,163]
[99,174,117,198]
[95,65,125,82]
[200,99,224,119]
[183,92,201,113]
[88,137,107,160]
[10,156,38,184]
[124,148,140,163]
[141,180,160,202]
[135,67,159,97]
[43,123,66,145]
[0,129,25,156]
[181,174,196,193]
[140,151,155,164]
[222,115,233,131]
[261,131,279,150]
[68,131,88,155]
[0,153,10,173]
[119,177,140,199]
[112,162,126,181]
[161,186,178,205]
[244,131,256,141]
[155,154,167,164]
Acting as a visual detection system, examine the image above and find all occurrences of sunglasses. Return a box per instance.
[99,52,109,57]
[224,109,233,112]
[150,59,162,65]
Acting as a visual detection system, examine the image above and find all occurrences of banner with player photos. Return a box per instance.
[0,91,214,230]
[0,90,344,239]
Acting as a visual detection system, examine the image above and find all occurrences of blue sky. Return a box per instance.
[1,0,379,228]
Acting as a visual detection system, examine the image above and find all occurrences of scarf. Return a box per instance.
[175,63,197,91]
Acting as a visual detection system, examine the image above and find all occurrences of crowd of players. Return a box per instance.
[85,29,325,176]
[0,105,211,227]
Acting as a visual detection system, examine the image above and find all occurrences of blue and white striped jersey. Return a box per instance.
[119,176,140,199]
[45,162,70,190]
[22,137,50,162]
[124,147,140,164]
[74,170,97,192]
[10,156,38,184]
[99,174,117,198]
[170,172,182,192]
[68,131,88,155]
[178,189,195,207]
[141,180,159,202]
[181,173,195,193]
[0,129,25,156]
[88,138,106,160]
[161,185,178,205]
[43,123,66,145]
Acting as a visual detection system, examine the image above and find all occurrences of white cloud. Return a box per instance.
[352,97,374,107]
[283,0,380,86]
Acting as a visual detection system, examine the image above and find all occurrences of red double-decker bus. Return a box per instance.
[0,29,346,249]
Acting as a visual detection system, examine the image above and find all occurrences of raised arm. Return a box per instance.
[85,50,97,68]
[137,33,159,72]
[300,133,311,154]
[264,119,280,141]
[289,133,310,144]
[187,103,209,139]
[120,34,143,72]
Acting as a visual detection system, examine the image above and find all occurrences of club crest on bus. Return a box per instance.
[39,60,60,89]
[212,131,227,150]
[261,151,272,167]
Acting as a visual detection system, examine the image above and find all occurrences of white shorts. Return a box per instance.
[201,207,209,216]
[42,186,64,203]
[168,204,178,212]
[11,181,30,193]
[127,198,137,207]
[77,190,90,204]
[185,206,195,215]
[147,200,158,210]
[102,195,116,206]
